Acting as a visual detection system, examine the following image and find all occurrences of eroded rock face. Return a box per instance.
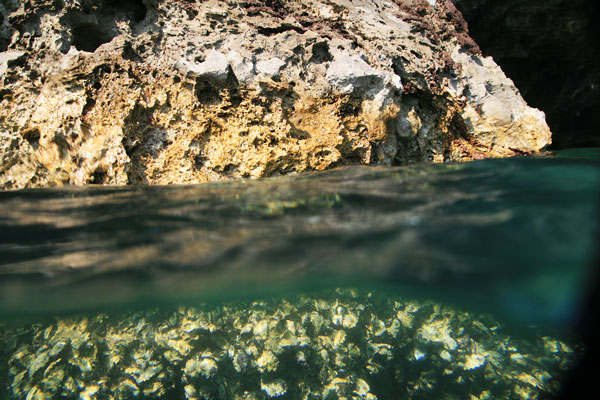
[453,0,600,149]
[0,0,551,189]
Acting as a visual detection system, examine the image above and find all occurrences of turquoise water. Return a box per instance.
[0,149,598,399]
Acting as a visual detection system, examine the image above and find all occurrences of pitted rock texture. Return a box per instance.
[0,0,551,189]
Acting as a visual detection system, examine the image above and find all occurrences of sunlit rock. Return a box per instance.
[260,379,287,398]
[0,0,552,190]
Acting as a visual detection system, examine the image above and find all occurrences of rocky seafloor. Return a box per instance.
[0,289,579,400]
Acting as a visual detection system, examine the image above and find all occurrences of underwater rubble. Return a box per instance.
[0,289,578,400]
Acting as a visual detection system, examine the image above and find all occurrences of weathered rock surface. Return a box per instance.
[453,0,600,149]
[0,0,551,189]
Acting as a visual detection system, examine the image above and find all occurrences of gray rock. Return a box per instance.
[256,58,286,80]
[454,0,600,148]
[188,50,230,83]
[448,49,551,152]
[0,50,25,76]
[0,0,553,189]
[227,51,255,84]
[326,54,385,94]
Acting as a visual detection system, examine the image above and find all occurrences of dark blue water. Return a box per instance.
[0,149,598,399]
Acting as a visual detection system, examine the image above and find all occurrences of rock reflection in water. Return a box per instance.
[0,151,599,326]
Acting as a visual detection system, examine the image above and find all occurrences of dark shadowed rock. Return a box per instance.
[454,0,600,149]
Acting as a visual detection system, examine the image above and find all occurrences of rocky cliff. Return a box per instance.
[454,0,600,149]
[0,0,551,189]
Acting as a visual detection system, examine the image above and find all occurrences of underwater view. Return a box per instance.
[0,148,599,399]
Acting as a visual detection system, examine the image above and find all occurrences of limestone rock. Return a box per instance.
[326,54,386,93]
[182,50,231,84]
[0,0,552,189]
[256,58,286,80]
[0,50,25,76]
[454,0,600,149]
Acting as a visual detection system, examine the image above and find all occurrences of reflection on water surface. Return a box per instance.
[0,149,598,399]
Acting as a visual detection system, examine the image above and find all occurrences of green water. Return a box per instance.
[0,149,598,399]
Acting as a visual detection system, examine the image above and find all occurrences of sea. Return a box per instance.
[0,148,598,399]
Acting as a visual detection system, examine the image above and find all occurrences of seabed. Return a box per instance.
[0,289,578,400]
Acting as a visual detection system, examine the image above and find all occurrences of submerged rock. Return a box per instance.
[0,0,551,189]
[0,289,579,399]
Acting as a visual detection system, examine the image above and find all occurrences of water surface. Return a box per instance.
[1,149,598,322]
[0,148,598,399]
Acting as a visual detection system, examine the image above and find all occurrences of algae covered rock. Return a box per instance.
[0,0,551,189]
